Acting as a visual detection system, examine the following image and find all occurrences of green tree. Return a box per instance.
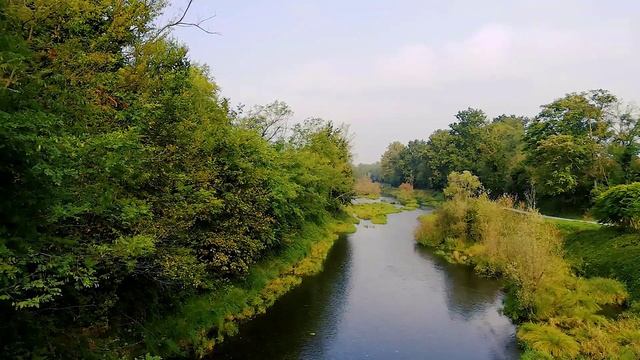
[476,116,525,194]
[592,183,640,229]
[380,141,406,186]
[0,1,356,356]
[234,100,293,142]
[423,130,459,189]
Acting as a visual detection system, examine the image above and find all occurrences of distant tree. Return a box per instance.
[476,117,525,194]
[380,141,406,186]
[423,130,459,189]
[353,162,382,181]
[449,108,488,170]
[398,140,429,187]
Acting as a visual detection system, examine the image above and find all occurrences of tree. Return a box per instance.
[0,1,356,356]
[443,171,483,199]
[476,117,525,194]
[592,183,640,229]
[353,162,382,182]
[528,135,589,196]
[423,130,459,189]
[235,100,293,142]
[380,141,406,186]
[398,140,429,187]
[449,108,487,170]
[524,90,619,203]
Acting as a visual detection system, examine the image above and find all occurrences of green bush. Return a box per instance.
[592,183,640,229]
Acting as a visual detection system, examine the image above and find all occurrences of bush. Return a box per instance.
[415,175,638,359]
[354,176,381,198]
[397,183,419,209]
[443,171,483,199]
[592,183,640,229]
[518,323,579,359]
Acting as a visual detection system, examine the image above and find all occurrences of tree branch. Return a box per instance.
[153,0,220,39]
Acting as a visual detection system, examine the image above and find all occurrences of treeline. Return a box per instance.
[0,1,353,357]
[378,90,640,213]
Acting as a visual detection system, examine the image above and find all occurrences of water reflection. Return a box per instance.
[215,209,519,359]
[414,245,502,320]
[212,234,353,360]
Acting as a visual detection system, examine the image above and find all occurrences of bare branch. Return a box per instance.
[153,0,220,39]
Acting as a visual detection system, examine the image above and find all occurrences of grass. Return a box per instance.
[551,219,640,301]
[346,202,401,224]
[139,213,357,358]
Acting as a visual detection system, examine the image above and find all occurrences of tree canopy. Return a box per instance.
[0,0,355,357]
[378,90,640,213]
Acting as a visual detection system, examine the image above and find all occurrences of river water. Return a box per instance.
[215,208,520,359]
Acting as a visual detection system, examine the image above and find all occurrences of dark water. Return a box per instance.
[214,209,519,360]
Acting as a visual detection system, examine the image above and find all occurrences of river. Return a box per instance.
[214,207,520,359]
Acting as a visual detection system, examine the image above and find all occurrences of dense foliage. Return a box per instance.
[0,0,354,357]
[592,183,640,229]
[415,173,640,359]
[558,220,640,300]
[376,92,640,214]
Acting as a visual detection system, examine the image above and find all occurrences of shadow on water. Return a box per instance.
[215,209,520,360]
[212,234,353,360]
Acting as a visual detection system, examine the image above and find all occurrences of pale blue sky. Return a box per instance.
[163,1,640,163]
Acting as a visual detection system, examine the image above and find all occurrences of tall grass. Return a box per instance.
[415,194,640,359]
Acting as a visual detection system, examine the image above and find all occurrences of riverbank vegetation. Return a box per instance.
[382,184,444,209]
[354,176,382,199]
[415,172,640,359]
[346,202,400,225]
[375,90,639,217]
[143,215,356,358]
[0,1,356,358]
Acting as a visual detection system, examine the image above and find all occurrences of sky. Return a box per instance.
[163,1,640,163]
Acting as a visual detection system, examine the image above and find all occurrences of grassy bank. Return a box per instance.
[346,202,401,224]
[415,195,640,359]
[551,219,640,302]
[382,186,444,209]
[137,214,357,358]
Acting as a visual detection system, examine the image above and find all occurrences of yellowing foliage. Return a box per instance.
[415,190,638,359]
[354,177,381,199]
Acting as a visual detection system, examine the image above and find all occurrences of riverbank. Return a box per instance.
[415,195,640,359]
[136,214,358,358]
[552,219,640,302]
[216,206,518,359]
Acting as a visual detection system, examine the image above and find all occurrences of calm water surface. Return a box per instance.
[215,208,519,360]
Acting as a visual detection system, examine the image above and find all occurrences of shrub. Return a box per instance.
[518,323,580,359]
[415,174,635,359]
[592,183,640,229]
[354,176,381,198]
[443,171,483,199]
